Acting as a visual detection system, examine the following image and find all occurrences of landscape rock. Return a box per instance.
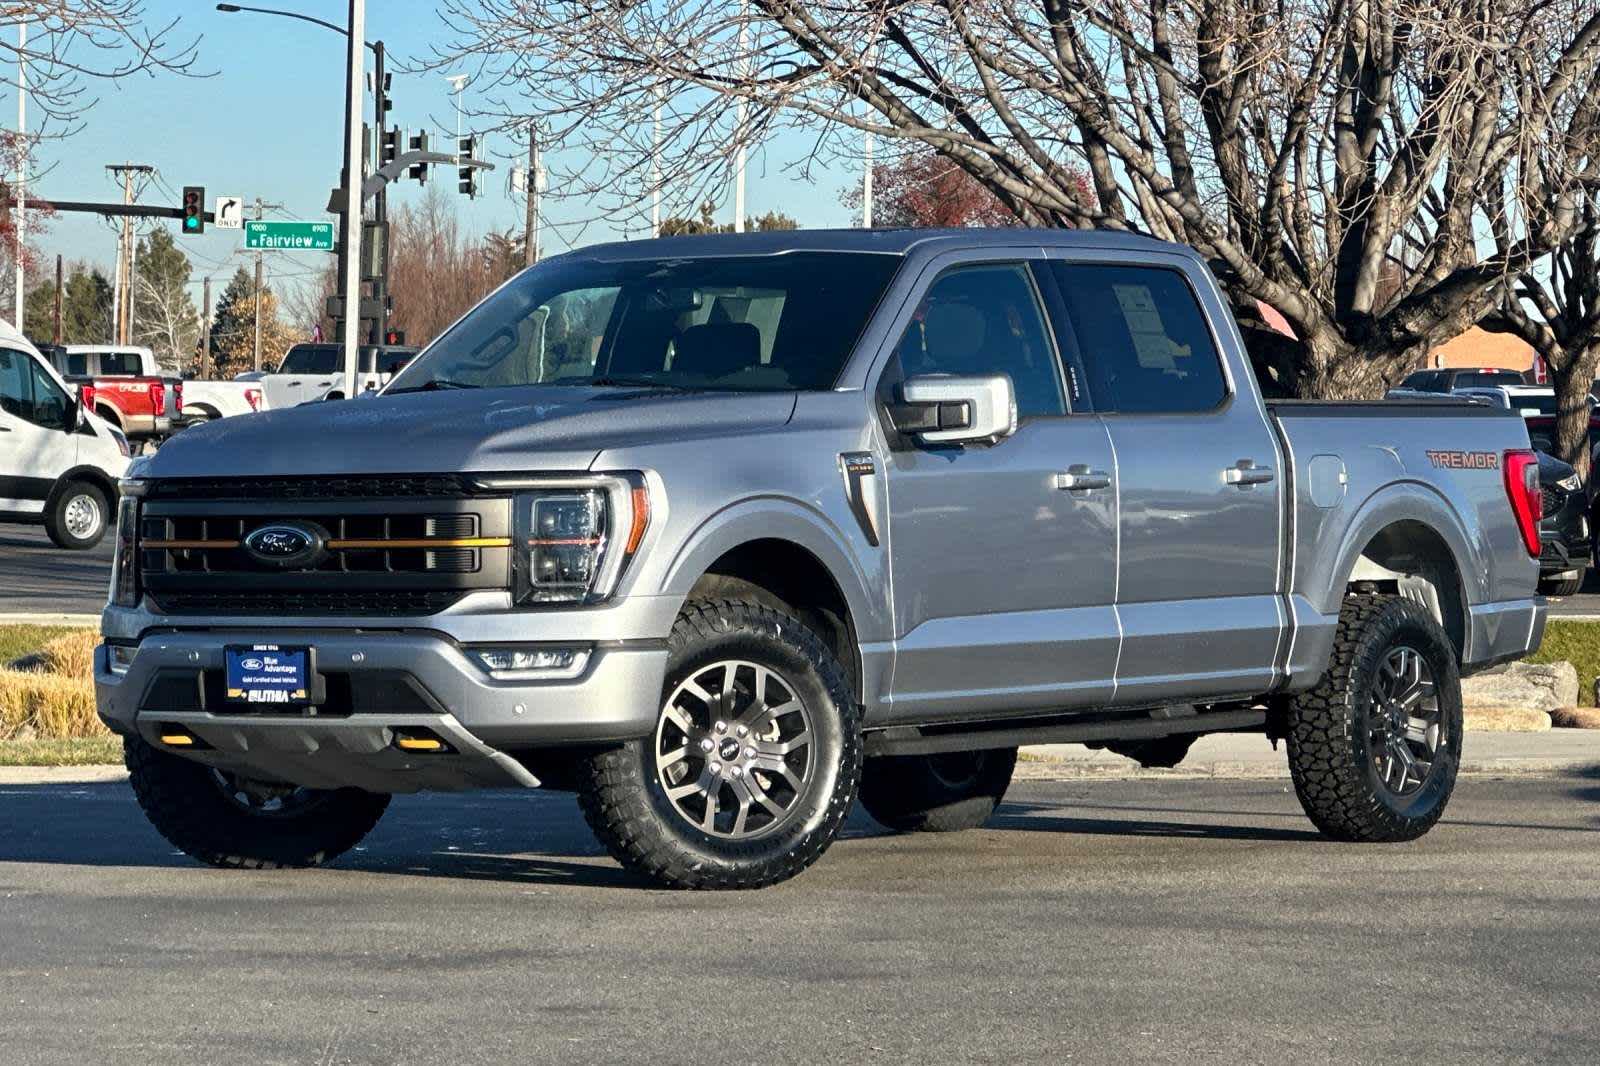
[1463,706,1552,732]
[1550,706,1600,729]
[1461,661,1578,713]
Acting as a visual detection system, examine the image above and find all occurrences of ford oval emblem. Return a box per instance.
[243,522,327,569]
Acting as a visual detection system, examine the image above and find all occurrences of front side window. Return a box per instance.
[27,359,70,430]
[280,345,341,375]
[1053,264,1229,414]
[0,349,69,430]
[888,263,1065,419]
[389,253,902,394]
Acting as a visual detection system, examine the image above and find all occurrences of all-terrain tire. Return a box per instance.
[45,479,109,550]
[577,598,863,890]
[858,747,1018,833]
[1286,595,1462,843]
[1538,571,1585,598]
[124,735,390,868]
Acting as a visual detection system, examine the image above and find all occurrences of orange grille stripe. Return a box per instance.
[142,539,240,549]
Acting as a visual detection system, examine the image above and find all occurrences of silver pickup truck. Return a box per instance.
[96,229,1546,889]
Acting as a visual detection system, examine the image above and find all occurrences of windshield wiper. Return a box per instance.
[387,378,480,394]
[582,375,696,391]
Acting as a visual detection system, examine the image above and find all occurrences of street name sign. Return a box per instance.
[244,220,336,251]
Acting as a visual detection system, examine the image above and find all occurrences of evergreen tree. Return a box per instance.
[208,266,292,377]
[23,264,112,344]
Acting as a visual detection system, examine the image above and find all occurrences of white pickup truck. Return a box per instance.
[236,343,418,408]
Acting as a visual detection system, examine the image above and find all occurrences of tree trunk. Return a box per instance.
[1549,351,1596,480]
[1285,331,1397,400]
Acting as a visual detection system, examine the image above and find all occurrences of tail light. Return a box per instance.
[148,381,165,416]
[79,383,97,412]
[173,382,183,411]
[245,388,262,411]
[1503,450,1541,558]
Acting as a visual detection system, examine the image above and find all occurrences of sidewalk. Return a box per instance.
[4,729,1598,785]
[1014,729,1600,780]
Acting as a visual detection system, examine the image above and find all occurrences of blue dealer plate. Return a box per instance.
[224,645,312,705]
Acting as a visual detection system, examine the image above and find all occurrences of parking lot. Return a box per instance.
[2,773,1597,1065]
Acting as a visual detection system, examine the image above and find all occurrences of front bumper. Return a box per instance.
[95,626,669,793]
[1538,488,1590,577]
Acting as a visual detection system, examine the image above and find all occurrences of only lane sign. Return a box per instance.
[244,220,335,251]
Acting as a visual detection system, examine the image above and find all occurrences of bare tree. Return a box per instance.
[429,0,1600,397]
[1482,197,1600,477]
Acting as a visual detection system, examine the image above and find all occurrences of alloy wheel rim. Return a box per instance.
[653,660,816,839]
[1366,645,1444,798]
[64,494,101,539]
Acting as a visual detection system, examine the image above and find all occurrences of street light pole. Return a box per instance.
[340,0,365,399]
[14,20,25,326]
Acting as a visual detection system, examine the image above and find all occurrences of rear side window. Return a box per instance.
[65,352,88,376]
[1051,264,1228,414]
[280,345,340,374]
[99,352,142,376]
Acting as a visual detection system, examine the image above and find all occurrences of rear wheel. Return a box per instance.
[45,480,108,550]
[1285,595,1461,842]
[858,748,1018,832]
[124,735,390,868]
[578,598,862,889]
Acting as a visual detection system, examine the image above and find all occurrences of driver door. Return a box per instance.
[879,260,1120,725]
[0,348,76,515]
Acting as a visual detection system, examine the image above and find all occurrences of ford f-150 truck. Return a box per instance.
[96,229,1547,889]
[39,344,181,445]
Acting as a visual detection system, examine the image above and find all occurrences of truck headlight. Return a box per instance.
[473,474,650,606]
[1558,472,1583,492]
[108,479,145,608]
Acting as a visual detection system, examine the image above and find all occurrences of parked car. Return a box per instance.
[36,344,181,445]
[1535,451,1590,597]
[1451,384,1567,417]
[235,343,418,409]
[1399,366,1529,392]
[97,229,1545,889]
[0,322,129,548]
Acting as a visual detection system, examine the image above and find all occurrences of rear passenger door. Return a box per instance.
[1042,256,1284,705]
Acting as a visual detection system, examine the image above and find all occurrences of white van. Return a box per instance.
[0,320,130,549]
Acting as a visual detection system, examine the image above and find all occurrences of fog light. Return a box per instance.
[469,645,591,681]
[107,643,138,676]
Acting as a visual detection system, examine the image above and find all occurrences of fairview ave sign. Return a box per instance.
[244,220,336,251]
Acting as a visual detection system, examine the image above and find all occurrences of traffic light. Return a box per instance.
[458,135,476,198]
[408,131,430,183]
[381,126,400,167]
[377,73,393,124]
[384,329,406,346]
[181,186,205,234]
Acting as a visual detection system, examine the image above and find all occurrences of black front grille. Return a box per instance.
[137,482,513,617]
[1540,486,1562,516]
[146,474,472,501]
[150,589,468,616]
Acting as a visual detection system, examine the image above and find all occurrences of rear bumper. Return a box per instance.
[95,628,668,792]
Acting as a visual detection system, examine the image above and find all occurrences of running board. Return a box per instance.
[864,707,1267,757]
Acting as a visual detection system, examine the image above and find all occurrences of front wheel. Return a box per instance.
[1285,595,1462,842]
[124,735,390,868]
[45,480,109,550]
[858,748,1018,832]
[578,598,863,889]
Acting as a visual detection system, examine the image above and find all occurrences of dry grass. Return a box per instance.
[0,628,107,742]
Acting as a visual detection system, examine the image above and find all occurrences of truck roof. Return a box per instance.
[563,226,1191,262]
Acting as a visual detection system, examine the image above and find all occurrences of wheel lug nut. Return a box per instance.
[715,721,727,733]
[710,761,722,774]
[699,738,714,753]
[745,747,757,760]
[735,725,748,737]
[730,766,743,778]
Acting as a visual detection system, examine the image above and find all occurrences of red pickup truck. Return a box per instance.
[36,344,180,444]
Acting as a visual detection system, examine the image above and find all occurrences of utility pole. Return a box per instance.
[733,0,747,233]
[249,197,283,371]
[201,276,212,379]
[52,253,61,343]
[127,227,140,344]
[525,124,539,267]
[106,163,153,345]
[14,20,25,326]
[339,0,366,400]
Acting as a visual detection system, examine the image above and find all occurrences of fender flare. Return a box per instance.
[1322,479,1482,617]
[46,464,120,516]
[658,496,886,642]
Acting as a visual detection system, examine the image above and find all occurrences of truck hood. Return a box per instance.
[144,386,799,478]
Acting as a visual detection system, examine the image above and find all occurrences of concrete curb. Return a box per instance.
[0,765,128,785]
[0,612,99,627]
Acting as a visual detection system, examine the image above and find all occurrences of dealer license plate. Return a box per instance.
[223,644,312,705]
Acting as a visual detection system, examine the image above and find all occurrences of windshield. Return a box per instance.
[388,252,902,394]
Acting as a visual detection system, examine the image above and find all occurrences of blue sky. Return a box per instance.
[16,0,858,316]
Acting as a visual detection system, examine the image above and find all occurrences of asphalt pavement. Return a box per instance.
[0,524,111,617]
[3,774,1598,1064]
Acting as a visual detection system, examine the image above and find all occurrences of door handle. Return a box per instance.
[1054,465,1112,491]
[1224,460,1274,486]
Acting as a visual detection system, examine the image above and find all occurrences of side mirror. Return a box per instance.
[888,374,1018,446]
[72,383,95,431]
